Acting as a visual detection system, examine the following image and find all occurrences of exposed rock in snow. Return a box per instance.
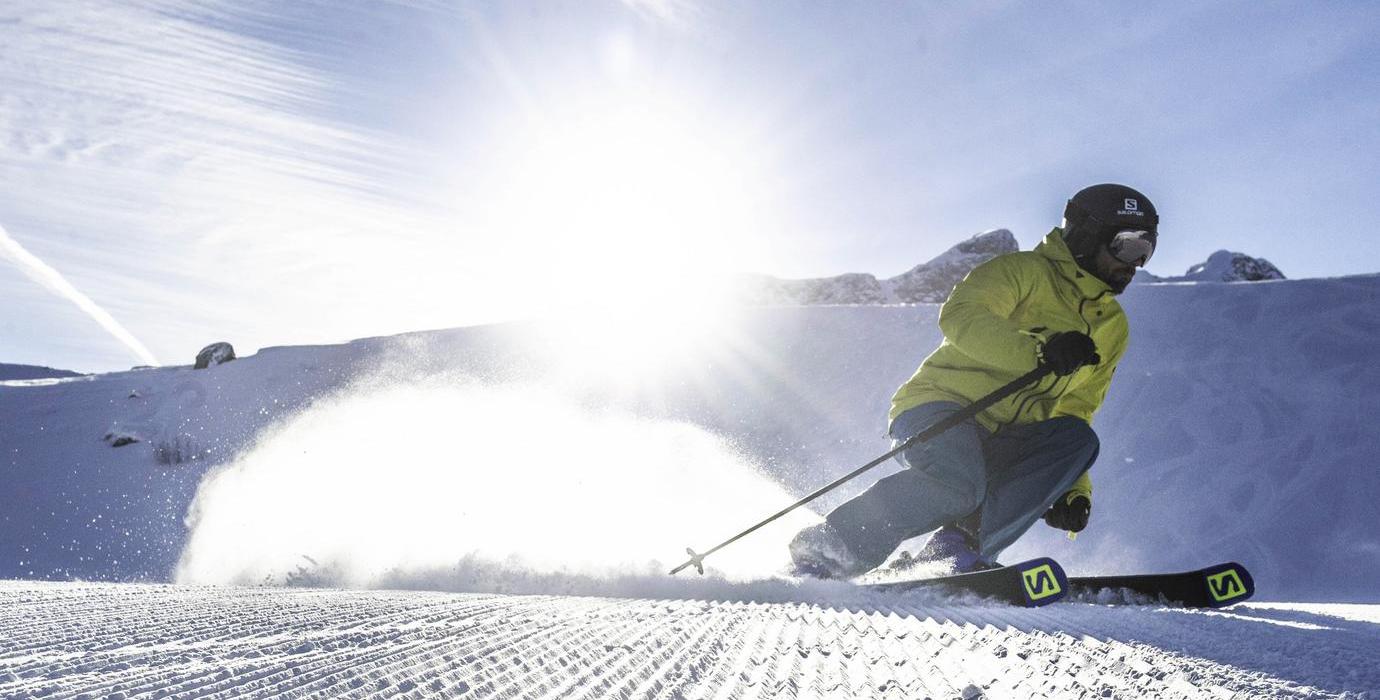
[195,342,236,369]
[103,429,141,448]
[154,435,204,465]
[738,229,1019,305]
[1168,250,1286,282]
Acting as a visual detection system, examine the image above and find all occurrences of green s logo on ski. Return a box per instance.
[1022,564,1062,600]
[1207,569,1248,603]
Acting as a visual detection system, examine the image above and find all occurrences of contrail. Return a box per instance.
[0,222,160,367]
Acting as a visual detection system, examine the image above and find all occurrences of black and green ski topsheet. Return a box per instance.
[862,557,1069,607]
[1068,561,1255,608]
[861,559,1254,608]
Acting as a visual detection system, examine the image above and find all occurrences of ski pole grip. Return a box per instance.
[669,548,706,576]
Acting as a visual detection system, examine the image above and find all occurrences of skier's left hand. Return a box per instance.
[1043,493,1091,532]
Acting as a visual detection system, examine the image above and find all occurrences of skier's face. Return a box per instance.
[1091,245,1138,294]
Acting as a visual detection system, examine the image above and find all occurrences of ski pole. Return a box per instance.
[669,363,1055,575]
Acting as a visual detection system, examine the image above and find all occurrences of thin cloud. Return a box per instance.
[0,1,471,369]
[618,0,702,29]
[0,222,159,366]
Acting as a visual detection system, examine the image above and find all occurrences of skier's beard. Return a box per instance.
[1074,256,1133,294]
[1100,268,1134,294]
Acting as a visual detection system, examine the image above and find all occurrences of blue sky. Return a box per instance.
[2,1,1378,372]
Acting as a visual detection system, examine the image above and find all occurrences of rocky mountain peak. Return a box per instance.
[889,229,1018,303]
[1178,250,1286,282]
[1137,250,1287,284]
[734,229,1018,306]
[736,232,1285,305]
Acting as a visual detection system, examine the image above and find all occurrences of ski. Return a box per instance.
[1069,561,1254,608]
[860,557,1068,607]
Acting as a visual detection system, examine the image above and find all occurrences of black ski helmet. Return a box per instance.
[1062,183,1158,263]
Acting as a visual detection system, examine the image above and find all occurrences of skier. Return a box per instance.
[790,183,1158,578]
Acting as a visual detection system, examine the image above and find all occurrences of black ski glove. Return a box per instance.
[1043,493,1091,532]
[1039,331,1100,376]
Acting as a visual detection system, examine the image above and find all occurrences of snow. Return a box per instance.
[1,582,1376,698]
[7,277,1375,598]
[3,272,1380,695]
[174,381,816,589]
[1248,602,1380,626]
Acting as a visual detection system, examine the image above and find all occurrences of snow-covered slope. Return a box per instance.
[5,274,1380,697]
[3,581,1378,698]
[2,276,1379,600]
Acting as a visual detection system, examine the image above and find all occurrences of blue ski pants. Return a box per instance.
[825,401,1099,569]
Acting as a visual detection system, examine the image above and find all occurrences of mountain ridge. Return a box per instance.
[0,362,83,381]
[735,229,1020,305]
[739,232,1287,305]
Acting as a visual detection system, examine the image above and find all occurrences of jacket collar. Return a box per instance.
[1037,228,1114,298]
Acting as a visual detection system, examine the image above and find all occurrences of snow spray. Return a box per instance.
[174,379,821,598]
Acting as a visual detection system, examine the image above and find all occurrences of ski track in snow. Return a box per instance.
[2,581,1376,699]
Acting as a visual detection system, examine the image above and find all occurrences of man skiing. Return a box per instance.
[790,183,1158,578]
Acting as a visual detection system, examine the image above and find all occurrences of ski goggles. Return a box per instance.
[1107,228,1157,266]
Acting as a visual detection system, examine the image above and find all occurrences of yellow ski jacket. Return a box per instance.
[889,228,1130,502]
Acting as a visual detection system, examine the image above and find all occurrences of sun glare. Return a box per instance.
[471,84,781,314]
[537,299,739,394]
[601,33,637,79]
[449,56,788,389]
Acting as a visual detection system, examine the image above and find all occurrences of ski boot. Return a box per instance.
[909,526,998,574]
[788,522,867,579]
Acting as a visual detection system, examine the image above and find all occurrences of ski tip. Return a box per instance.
[1200,561,1254,607]
[1009,557,1068,607]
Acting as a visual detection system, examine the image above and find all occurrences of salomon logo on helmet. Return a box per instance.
[1065,184,1158,230]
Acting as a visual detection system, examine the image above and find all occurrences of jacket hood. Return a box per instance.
[1037,228,1113,297]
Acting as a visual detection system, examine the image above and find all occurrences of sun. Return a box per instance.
[468,80,782,310]
[438,42,795,387]
[455,80,788,385]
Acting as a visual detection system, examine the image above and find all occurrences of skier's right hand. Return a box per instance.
[1043,493,1091,532]
[1039,331,1100,376]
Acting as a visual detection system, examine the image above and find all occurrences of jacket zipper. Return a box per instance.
[994,260,1113,431]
